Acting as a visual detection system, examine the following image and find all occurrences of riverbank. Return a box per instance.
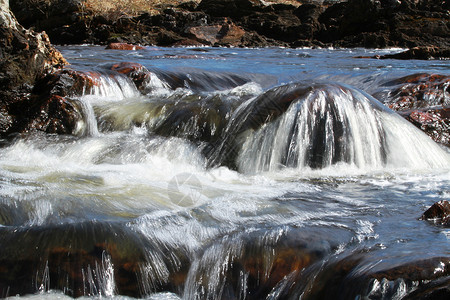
[10,0,450,49]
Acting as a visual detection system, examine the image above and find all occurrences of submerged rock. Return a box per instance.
[302,253,450,299]
[0,221,190,297]
[207,82,393,171]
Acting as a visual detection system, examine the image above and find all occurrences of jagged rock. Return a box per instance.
[8,0,450,48]
[0,0,71,136]
[378,73,450,111]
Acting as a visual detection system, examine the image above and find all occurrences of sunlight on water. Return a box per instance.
[1,47,449,299]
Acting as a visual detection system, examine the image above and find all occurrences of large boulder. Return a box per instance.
[0,0,71,136]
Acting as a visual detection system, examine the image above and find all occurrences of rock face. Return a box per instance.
[10,0,450,49]
[0,0,72,136]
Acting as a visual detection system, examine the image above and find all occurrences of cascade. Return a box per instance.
[208,82,450,173]
[2,45,448,299]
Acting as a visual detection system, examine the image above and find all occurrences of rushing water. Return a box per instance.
[0,46,449,299]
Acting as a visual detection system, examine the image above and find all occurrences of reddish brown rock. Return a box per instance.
[24,94,81,134]
[0,0,72,137]
[106,42,145,50]
[376,73,450,147]
[383,73,450,111]
[33,69,102,97]
[186,18,245,46]
[109,62,152,94]
[399,108,450,147]
[421,200,450,226]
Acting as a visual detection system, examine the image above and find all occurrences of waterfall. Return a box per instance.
[208,82,450,173]
[74,71,146,136]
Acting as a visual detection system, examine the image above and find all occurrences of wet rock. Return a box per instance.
[33,69,102,98]
[106,42,145,50]
[377,47,450,60]
[375,73,450,147]
[421,200,450,226]
[17,94,81,135]
[380,73,450,111]
[302,254,450,299]
[108,62,152,94]
[0,221,190,297]
[0,0,69,136]
[399,108,450,147]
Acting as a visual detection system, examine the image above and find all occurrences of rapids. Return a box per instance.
[0,46,449,299]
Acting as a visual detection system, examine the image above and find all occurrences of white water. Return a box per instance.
[236,83,450,173]
[1,47,449,299]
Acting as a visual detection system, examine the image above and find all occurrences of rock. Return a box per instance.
[303,254,450,299]
[33,69,102,98]
[3,69,103,135]
[0,221,190,297]
[377,47,450,60]
[197,0,267,19]
[186,18,245,46]
[0,0,70,137]
[374,73,450,147]
[108,62,152,94]
[399,108,450,147]
[12,94,82,135]
[380,73,450,111]
[421,200,450,227]
[106,42,145,50]
[8,0,450,48]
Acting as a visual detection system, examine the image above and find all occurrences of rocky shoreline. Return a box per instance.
[9,0,450,49]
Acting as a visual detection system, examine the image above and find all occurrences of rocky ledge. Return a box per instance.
[0,0,69,135]
[9,0,450,49]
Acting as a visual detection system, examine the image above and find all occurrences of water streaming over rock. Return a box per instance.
[0,46,449,299]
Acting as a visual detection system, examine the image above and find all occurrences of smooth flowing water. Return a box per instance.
[0,46,449,299]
